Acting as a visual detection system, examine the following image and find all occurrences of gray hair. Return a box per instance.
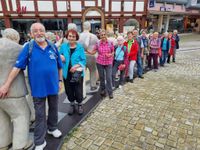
[30,22,46,33]
[107,31,114,38]
[173,30,178,33]
[99,29,106,35]
[45,32,56,43]
[2,28,20,43]
[83,21,91,31]
[164,32,169,36]
[68,23,77,31]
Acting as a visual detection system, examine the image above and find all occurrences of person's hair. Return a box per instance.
[65,29,79,40]
[168,32,173,36]
[99,29,106,35]
[127,31,133,35]
[30,22,45,33]
[83,21,91,31]
[164,32,169,36]
[117,36,125,42]
[173,30,178,33]
[154,32,159,35]
[2,28,20,43]
[68,23,77,31]
[107,31,114,38]
[45,32,56,42]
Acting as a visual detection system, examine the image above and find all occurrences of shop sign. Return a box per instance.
[160,6,172,12]
[149,0,155,8]
[191,0,197,6]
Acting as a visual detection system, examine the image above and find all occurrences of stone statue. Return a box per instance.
[79,21,99,92]
[0,29,31,149]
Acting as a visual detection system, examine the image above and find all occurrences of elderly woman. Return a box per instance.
[112,36,128,88]
[87,29,114,99]
[59,29,86,115]
[160,32,170,66]
[0,28,31,150]
[148,32,161,71]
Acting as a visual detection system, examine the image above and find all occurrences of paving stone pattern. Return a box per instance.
[61,49,200,150]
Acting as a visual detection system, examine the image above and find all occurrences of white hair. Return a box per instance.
[30,22,46,33]
[117,36,124,42]
[2,28,20,43]
[83,21,91,31]
[164,32,169,36]
[173,30,178,33]
[68,23,77,31]
[45,32,56,43]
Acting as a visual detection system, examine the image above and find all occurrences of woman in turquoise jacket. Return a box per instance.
[59,29,86,115]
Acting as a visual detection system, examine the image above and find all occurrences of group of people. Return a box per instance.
[0,21,180,150]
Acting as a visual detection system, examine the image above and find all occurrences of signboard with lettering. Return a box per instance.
[191,0,197,6]
[149,0,155,8]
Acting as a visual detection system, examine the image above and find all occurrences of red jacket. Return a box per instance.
[124,40,138,77]
[169,38,175,56]
[124,40,138,61]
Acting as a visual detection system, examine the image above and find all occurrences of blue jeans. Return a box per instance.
[160,50,168,65]
[33,95,58,145]
[96,63,113,95]
[137,53,143,76]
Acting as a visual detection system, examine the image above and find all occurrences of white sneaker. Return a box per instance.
[119,85,122,89]
[35,141,46,150]
[47,129,62,138]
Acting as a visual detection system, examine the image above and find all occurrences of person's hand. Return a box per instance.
[60,55,66,63]
[0,84,9,99]
[70,66,77,73]
[141,53,144,58]
[59,82,62,91]
[105,53,112,58]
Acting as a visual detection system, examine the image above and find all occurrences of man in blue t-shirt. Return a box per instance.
[0,23,63,150]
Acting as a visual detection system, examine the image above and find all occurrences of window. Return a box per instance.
[41,19,67,31]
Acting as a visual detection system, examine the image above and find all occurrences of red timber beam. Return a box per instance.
[1,0,11,27]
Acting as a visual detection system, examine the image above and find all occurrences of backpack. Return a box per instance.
[28,39,58,61]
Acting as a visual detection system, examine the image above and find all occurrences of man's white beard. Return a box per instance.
[35,36,45,43]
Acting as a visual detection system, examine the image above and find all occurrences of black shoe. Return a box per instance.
[138,76,144,79]
[77,104,84,115]
[68,104,75,115]
[129,79,133,83]
[109,94,113,99]
[100,90,106,97]
[173,60,175,63]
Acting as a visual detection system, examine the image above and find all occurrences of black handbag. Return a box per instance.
[70,70,82,83]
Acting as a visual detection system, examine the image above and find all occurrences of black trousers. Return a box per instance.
[64,77,83,104]
[33,95,58,145]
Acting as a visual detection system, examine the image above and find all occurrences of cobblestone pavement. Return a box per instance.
[61,48,200,150]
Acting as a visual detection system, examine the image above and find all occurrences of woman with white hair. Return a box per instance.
[160,32,170,66]
[112,36,128,88]
[0,28,31,150]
